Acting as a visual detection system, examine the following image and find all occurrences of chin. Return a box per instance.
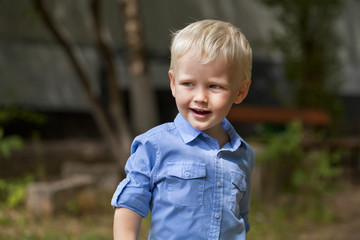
[193,123,211,132]
[188,122,205,130]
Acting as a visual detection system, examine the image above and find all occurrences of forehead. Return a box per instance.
[175,48,227,70]
[174,48,243,84]
[175,48,223,69]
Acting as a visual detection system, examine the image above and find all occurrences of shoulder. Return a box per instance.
[125,122,178,171]
[128,122,181,178]
[136,122,177,142]
[143,122,177,138]
[131,122,177,151]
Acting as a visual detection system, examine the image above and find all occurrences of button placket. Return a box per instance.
[208,154,224,239]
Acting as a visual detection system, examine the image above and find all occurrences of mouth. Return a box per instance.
[191,108,211,116]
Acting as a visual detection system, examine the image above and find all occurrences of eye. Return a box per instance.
[209,84,222,89]
[182,82,194,87]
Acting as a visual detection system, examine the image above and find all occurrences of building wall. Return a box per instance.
[0,0,359,122]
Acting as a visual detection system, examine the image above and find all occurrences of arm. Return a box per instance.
[113,207,142,240]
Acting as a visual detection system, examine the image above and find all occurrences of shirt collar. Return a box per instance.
[221,117,246,151]
[174,114,202,144]
[174,113,246,151]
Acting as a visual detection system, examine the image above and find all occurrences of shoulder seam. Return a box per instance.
[144,124,177,138]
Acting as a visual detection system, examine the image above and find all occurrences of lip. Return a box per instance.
[190,108,211,118]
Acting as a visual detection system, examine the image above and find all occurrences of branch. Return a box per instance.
[34,0,94,98]
[90,1,120,108]
[89,0,132,160]
[90,0,132,145]
[33,0,127,166]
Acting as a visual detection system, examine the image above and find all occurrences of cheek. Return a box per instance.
[174,92,190,106]
[212,94,233,108]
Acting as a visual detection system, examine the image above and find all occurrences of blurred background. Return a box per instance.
[0,0,359,239]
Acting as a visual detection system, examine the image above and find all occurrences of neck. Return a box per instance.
[217,131,230,149]
[204,125,230,149]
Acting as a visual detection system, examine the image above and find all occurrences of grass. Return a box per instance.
[0,204,150,240]
[0,196,334,240]
[0,203,113,240]
[247,191,344,240]
[0,182,355,240]
[0,189,150,240]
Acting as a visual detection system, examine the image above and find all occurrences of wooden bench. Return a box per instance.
[227,105,331,126]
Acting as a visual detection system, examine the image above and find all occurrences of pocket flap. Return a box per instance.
[167,162,206,179]
[231,171,247,191]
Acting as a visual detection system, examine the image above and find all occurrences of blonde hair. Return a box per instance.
[169,19,252,82]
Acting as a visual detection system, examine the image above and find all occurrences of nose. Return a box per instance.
[194,87,208,103]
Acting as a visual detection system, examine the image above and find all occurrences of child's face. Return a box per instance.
[169,48,250,138]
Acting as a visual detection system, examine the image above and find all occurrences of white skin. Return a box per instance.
[169,48,251,148]
[113,207,142,240]
[113,48,251,240]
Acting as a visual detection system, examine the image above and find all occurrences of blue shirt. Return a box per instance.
[111,114,255,240]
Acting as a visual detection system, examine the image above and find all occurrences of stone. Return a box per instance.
[26,175,95,217]
[61,161,121,191]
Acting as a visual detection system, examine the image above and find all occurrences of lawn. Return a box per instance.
[1,184,359,240]
[0,190,150,240]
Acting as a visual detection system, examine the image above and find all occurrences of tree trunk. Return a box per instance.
[33,0,130,174]
[118,0,159,134]
[90,0,132,160]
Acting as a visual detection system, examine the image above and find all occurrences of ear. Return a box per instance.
[234,80,251,104]
[169,69,176,98]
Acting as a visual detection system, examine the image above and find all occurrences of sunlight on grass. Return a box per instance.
[247,194,339,240]
[0,183,352,240]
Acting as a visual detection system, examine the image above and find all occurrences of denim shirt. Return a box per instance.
[111,114,255,240]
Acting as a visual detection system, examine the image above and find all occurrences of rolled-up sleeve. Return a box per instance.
[111,136,157,217]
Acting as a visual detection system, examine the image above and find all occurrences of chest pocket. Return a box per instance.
[230,170,247,214]
[165,161,206,206]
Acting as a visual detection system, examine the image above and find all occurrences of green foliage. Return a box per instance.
[66,199,80,216]
[256,121,341,196]
[258,0,343,122]
[0,128,23,158]
[248,193,337,240]
[254,121,343,224]
[292,149,341,195]
[0,108,47,126]
[248,199,295,240]
[256,121,304,164]
[0,107,46,158]
[0,175,34,208]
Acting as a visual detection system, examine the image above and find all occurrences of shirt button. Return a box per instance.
[185,172,190,177]
[217,182,222,187]
[215,213,220,219]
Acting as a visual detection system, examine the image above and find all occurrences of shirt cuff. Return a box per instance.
[111,178,151,217]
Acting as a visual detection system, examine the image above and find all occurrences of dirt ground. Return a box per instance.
[297,185,360,240]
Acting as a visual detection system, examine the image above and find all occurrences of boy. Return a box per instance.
[111,19,255,240]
